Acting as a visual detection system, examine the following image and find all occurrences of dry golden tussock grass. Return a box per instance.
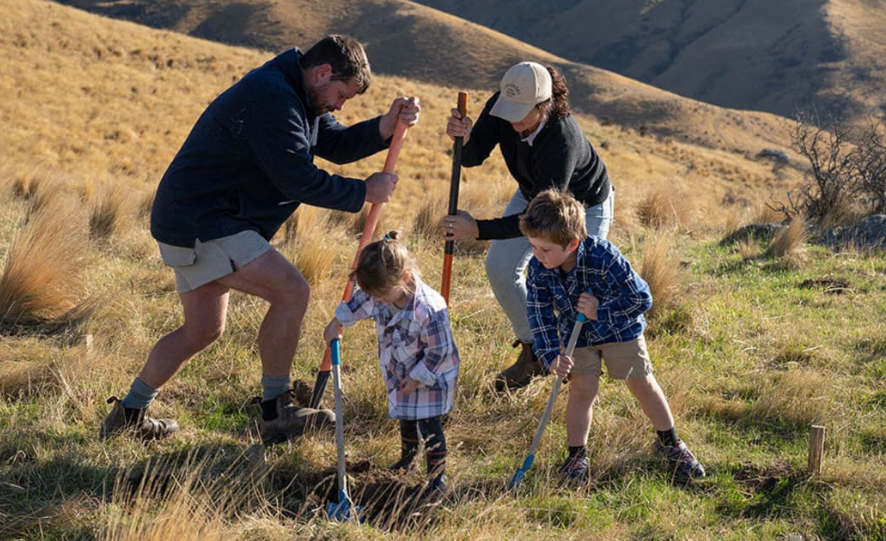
[280,208,340,288]
[412,196,447,241]
[8,3,885,540]
[0,360,53,396]
[638,233,680,320]
[136,190,154,219]
[349,205,389,239]
[635,184,690,231]
[90,180,133,240]
[100,453,242,541]
[0,200,93,331]
[753,202,785,224]
[765,215,806,260]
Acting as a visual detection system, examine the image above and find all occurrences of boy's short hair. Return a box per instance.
[519,189,586,247]
[300,34,371,94]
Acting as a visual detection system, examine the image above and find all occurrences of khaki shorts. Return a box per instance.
[158,230,271,293]
[569,335,653,380]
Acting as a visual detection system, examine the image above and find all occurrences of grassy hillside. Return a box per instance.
[413,0,886,128]
[2,1,885,541]
[48,0,805,160]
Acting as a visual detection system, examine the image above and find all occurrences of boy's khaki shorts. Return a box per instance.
[158,230,271,293]
[569,335,653,380]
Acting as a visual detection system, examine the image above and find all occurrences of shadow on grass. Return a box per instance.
[0,440,254,540]
[722,461,809,518]
[0,451,108,539]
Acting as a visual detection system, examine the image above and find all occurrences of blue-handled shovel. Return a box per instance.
[326,339,363,521]
[508,289,593,491]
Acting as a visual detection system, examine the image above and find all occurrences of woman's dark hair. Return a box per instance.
[300,34,371,94]
[536,65,571,120]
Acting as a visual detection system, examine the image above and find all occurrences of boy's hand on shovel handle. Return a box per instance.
[577,291,599,321]
[549,354,574,380]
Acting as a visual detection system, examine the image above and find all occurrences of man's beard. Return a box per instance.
[308,86,332,115]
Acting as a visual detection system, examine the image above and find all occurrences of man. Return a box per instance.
[101,34,421,445]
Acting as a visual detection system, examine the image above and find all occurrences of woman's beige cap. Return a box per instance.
[490,62,553,122]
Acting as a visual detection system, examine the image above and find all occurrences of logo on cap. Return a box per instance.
[503,83,522,98]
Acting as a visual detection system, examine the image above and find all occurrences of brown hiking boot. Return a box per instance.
[494,340,546,392]
[100,396,179,441]
[259,392,335,445]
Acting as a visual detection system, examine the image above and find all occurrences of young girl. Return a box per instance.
[323,231,460,494]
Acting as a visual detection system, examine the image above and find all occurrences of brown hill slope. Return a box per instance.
[49,0,801,160]
[1,0,802,243]
[413,0,886,127]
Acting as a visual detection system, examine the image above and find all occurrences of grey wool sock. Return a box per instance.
[121,377,159,410]
[261,374,291,402]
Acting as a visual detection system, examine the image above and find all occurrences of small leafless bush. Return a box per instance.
[854,120,886,214]
[781,111,886,228]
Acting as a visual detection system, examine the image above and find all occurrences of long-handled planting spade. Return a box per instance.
[326,338,363,521]
[508,288,593,491]
[440,92,468,304]
[310,120,410,409]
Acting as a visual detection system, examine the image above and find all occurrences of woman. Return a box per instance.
[440,61,613,392]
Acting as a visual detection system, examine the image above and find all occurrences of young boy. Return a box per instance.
[520,189,705,483]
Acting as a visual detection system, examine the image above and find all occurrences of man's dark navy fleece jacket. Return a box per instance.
[151,48,389,248]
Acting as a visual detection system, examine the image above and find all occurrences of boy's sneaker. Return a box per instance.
[559,453,590,483]
[100,396,179,441]
[656,440,706,483]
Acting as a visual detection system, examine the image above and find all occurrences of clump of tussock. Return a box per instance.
[753,202,785,224]
[765,215,806,261]
[636,185,687,230]
[89,181,132,240]
[282,205,310,245]
[323,208,353,230]
[0,201,95,333]
[9,165,43,200]
[412,195,447,240]
[3,164,70,221]
[136,190,154,219]
[23,177,67,219]
[281,207,337,288]
[639,233,679,320]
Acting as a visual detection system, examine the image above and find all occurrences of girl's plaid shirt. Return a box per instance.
[335,276,460,420]
[526,236,652,370]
